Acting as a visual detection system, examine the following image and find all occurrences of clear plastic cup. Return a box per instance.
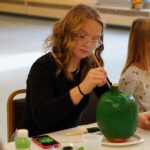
[82,134,101,150]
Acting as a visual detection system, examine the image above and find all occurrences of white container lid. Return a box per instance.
[17,129,28,138]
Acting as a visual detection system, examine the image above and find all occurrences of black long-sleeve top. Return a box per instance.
[18,52,110,137]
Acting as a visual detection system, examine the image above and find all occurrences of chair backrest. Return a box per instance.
[80,92,98,125]
[0,141,3,150]
[7,89,26,142]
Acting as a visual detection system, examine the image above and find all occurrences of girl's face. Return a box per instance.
[71,19,102,60]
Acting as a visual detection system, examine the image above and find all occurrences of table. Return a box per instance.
[4,123,150,150]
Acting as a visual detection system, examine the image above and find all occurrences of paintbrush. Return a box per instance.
[92,50,111,89]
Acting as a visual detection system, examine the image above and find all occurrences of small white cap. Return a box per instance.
[17,129,28,138]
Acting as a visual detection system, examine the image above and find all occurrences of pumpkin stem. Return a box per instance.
[112,83,118,90]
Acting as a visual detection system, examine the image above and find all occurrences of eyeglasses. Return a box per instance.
[74,32,102,49]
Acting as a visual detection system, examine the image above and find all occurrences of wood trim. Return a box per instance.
[0,1,150,26]
[96,6,150,17]
[0,3,26,14]
[0,0,25,5]
[27,6,68,18]
[27,2,72,9]
[7,89,26,142]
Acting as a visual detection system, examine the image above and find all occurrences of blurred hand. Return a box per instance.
[79,67,107,94]
[138,113,150,129]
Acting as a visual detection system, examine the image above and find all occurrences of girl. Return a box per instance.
[119,18,150,129]
[18,4,111,137]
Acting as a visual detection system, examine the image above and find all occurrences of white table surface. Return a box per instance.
[4,123,150,150]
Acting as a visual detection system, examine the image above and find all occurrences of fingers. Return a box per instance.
[96,79,107,87]
[144,113,150,120]
[81,67,108,94]
[138,114,150,129]
[139,122,150,129]
[89,67,107,75]
[88,67,107,86]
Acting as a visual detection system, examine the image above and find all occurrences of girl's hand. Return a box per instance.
[138,113,150,129]
[79,67,107,95]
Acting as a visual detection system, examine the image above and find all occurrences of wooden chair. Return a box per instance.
[7,89,26,142]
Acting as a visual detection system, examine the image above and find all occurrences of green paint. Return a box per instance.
[15,137,31,149]
[96,86,138,139]
[77,146,84,150]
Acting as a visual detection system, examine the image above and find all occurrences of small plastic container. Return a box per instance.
[15,129,31,150]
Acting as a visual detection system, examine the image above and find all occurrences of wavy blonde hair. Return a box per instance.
[45,4,104,80]
[122,18,150,74]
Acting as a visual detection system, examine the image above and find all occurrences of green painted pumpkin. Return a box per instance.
[96,86,138,142]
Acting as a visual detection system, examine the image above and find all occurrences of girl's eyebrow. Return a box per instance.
[80,29,101,38]
[79,29,88,34]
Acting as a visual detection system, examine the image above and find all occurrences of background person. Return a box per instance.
[119,18,150,129]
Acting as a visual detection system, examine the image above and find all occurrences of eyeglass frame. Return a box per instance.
[73,32,103,49]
